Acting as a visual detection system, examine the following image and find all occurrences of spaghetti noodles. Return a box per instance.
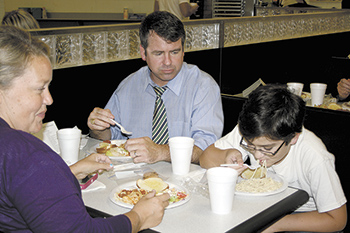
[236,177,282,193]
[236,160,282,193]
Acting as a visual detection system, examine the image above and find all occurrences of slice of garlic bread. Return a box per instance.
[136,177,169,192]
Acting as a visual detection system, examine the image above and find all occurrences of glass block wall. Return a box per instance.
[33,9,350,70]
[35,22,220,69]
[224,10,350,47]
[37,27,143,69]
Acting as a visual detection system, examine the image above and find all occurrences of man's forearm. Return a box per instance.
[89,128,112,141]
[164,144,202,164]
[191,145,203,164]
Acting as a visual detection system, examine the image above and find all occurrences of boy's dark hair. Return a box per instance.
[139,11,186,51]
[238,84,305,144]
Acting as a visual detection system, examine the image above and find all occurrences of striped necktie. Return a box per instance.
[152,86,169,144]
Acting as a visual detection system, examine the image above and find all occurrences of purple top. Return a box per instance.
[0,118,131,232]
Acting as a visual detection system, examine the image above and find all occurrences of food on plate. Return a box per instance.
[106,147,129,157]
[318,102,342,111]
[114,174,188,206]
[96,141,114,153]
[241,160,267,179]
[236,177,283,193]
[241,167,267,179]
[327,102,342,110]
[237,161,283,193]
[143,171,159,179]
[96,140,130,157]
[301,92,311,101]
[342,101,350,111]
[137,177,169,192]
[167,188,188,204]
[116,189,148,205]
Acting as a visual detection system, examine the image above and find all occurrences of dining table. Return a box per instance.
[80,137,309,233]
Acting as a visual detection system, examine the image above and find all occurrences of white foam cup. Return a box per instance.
[57,128,81,165]
[207,167,238,214]
[169,137,194,175]
[287,82,304,96]
[310,83,327,106]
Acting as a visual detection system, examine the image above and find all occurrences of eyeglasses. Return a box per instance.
[239,137,285,157]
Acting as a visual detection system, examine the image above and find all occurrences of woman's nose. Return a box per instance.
[44,89,53,106]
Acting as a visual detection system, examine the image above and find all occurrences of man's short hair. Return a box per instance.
[139,11,186,50]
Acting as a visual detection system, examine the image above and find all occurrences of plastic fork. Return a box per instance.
[110,119,132,136]
[220,163,261,170]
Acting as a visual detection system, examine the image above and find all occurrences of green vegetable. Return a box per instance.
[169,196,177,203]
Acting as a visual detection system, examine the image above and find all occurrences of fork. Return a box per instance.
[110,119,133,136]
[220,163,261,170]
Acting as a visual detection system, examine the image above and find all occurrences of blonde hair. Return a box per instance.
[2,9,40,30]
[0,26,49,89]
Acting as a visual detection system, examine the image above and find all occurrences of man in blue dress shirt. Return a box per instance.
[88,11,223,164]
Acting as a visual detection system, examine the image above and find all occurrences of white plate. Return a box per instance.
[109,181,191,209]
[90,140,132,161]
[235,171,288,197]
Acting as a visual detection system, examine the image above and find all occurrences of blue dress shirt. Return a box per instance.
[105,62,224,150]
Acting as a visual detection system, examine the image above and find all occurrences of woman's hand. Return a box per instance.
[125,190,170,233]
[69,153,113,180]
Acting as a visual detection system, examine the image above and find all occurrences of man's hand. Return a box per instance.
[87,107,115,140]
[337,78,350,100]
[88,107,115,131]
[125,137,170,164]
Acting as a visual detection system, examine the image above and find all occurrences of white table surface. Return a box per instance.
[81,138,306,233]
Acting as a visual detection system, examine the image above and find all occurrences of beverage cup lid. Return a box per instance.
[310,83,327,88]
[169,137,194,147]
[287,82,303,86]
[207,167,238,181]
[58,128,81,133]
[57,128,81,138]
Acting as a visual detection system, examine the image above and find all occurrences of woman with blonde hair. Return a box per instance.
[2,9,40,29]
[0,25,169,233]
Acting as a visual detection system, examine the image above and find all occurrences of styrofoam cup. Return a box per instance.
[310,83,327,106]
[57,128,81,165]
[287,82,304,96]
[169,137,194,175]
[207,167,238,214]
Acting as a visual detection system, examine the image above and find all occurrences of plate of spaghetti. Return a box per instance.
[235,171,288,197]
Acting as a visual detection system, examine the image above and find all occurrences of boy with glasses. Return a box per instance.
[200,84,347,232]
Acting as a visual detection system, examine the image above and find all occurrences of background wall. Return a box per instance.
[3,0,154,15]
[41,30,350,134]
[0,0,4,20]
